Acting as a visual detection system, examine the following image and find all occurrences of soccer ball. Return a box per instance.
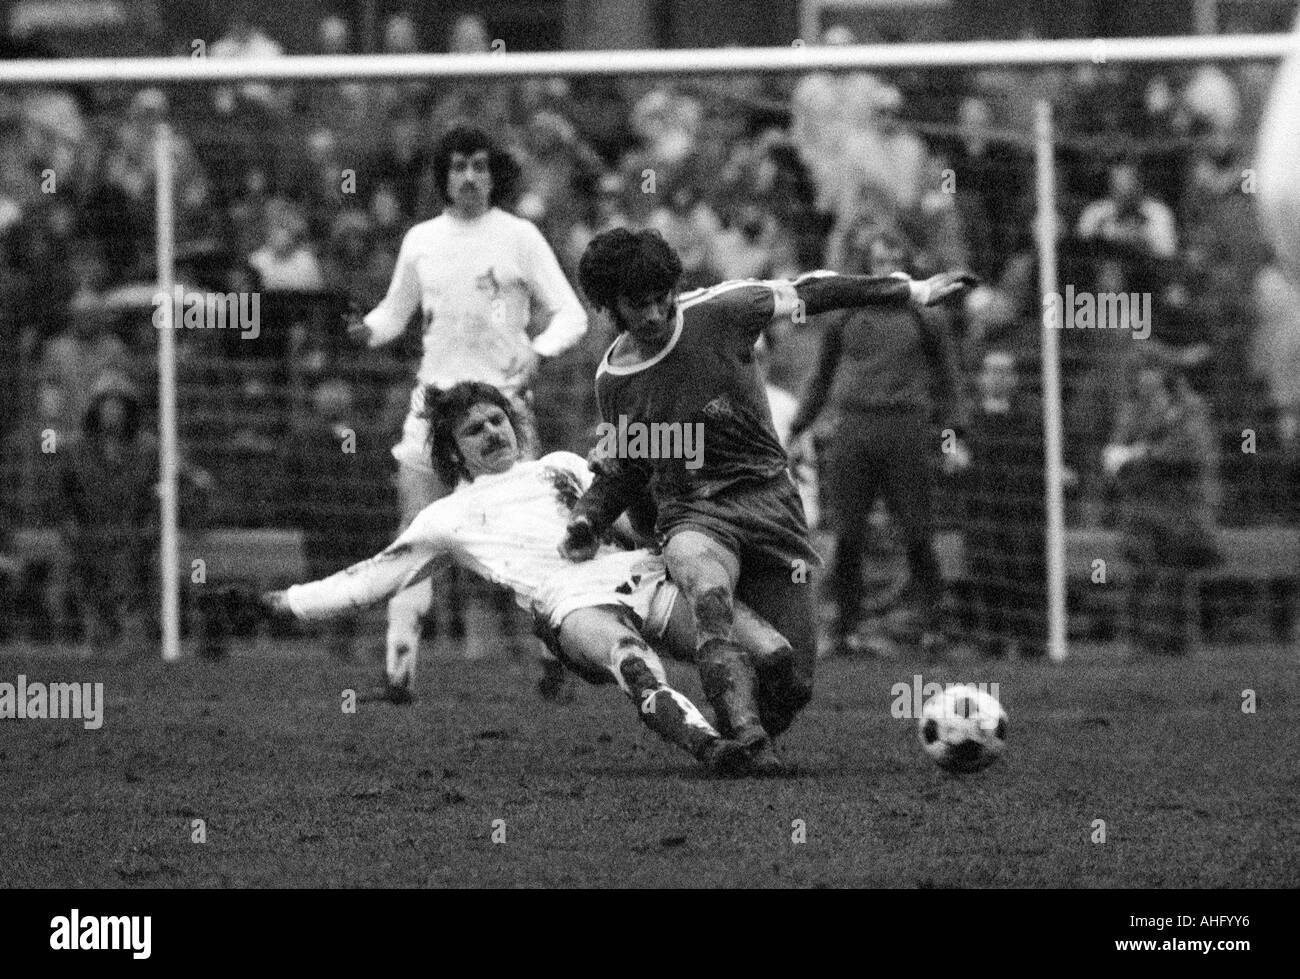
[918,684,1007,773]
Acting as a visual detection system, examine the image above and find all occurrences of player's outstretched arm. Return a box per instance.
[273,512,453,621]
[793,270,979,318]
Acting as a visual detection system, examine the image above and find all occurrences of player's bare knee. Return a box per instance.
[613,638,664,693]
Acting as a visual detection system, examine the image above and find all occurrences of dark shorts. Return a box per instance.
[656,473,822,571]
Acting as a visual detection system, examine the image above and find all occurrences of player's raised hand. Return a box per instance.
[914,271,980,306]
[343,301,371,344]
[559,516,600,562]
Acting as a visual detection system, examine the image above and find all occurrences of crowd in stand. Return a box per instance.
[1,13,1297,648]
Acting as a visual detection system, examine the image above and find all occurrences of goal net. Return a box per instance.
[0,36,1296,660]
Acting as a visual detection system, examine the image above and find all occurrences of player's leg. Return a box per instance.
[549,605,748,773]
[658,585,804,739]
[661,528,767,749]
[880,411,946,651]
[823,417,888,655]
[734,564,816,738]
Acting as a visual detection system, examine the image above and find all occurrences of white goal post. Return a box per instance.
[2,33,1293,662]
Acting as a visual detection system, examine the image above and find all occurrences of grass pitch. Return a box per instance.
[1,639,1295,887]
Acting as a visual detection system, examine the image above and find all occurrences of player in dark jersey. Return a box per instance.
[562,228,975,772]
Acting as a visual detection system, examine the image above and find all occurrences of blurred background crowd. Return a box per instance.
[0,6,1296,652]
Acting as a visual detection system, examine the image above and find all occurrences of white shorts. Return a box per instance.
[392,384,539,473]
[541,551,679,639]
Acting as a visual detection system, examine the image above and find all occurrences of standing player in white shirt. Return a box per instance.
[348,127,588,703]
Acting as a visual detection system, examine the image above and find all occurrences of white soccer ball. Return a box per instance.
[917,684,1007,773]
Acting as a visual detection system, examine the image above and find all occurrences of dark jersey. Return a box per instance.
[593,279,799,504]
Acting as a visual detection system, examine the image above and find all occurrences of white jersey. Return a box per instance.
[285,452,669,629]
[363,207,587,393]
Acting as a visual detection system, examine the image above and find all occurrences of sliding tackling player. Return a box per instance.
[261,382,798,775]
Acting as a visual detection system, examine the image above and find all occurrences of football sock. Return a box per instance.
[618,655,721,759]
[697,637,767,745]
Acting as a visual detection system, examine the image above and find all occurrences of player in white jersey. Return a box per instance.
[262,382,797,774]
[347,126,587,702]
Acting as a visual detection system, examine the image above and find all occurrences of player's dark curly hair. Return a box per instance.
[422,381,519,487]
[577,228,683,322]
[431,125,520,208]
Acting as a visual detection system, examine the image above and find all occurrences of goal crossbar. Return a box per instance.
[0,34,1295,87]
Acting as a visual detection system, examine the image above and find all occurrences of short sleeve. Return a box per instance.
[680,280,780,349]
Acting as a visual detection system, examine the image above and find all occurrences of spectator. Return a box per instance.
[712,202,790,282]
[210,15,286,117]
[1104,356,1220,657]
[565,172,631,272]
[300,128,350,236]
[363,105,436,221]
[648,181,721,290]
[1077,159,1178,260]
[620,88,703,222]
[376,12,436,123]
[5,381,66,528]
[789,25,886,215]
[216,378,281,526]
[933,94,1029,269]
[247,199,325,292]
[837,84,927,218]
[89,89,206,280]
[368,181,410,254]
[317,14,351,54]
[1180,128,1268,278]
[902,150,973,276]
[324,210,390,310]
[225,164,272,265]
[383,11,421,53]
[788,232,966,658]
[300,16,376,157]
[58,372,155,652]
[1182,65,1241,137]
[38,257,129,441]
[962,351,1047,658]
[428,14,516,136]
[514,109,604,243]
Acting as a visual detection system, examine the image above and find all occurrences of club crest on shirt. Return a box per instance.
[702,394,734,421]
[475,268,501,298]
